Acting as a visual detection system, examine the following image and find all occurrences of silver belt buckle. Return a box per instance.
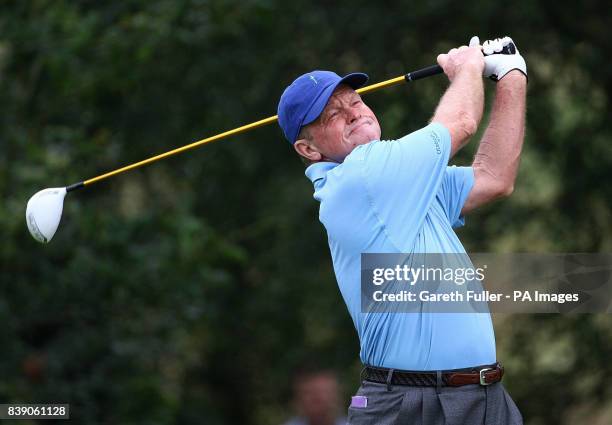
[479,368,494,386]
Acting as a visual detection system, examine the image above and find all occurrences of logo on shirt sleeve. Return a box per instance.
[430,131,442,155]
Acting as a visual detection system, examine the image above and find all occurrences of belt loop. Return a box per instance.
[386,368,394,391]
[436,370,442,394]
[360,365,367,384]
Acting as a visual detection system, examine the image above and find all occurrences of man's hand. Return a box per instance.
[480,36,527,81]
[437,36,484,82]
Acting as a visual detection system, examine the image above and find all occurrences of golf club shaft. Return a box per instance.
[66,64,444,193]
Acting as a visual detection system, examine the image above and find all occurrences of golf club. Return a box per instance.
[25,64,443,243]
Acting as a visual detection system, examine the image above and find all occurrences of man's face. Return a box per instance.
[296,84,381,163]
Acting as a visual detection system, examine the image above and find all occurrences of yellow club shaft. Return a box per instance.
[356,75,406,94]
[84,115,278,186]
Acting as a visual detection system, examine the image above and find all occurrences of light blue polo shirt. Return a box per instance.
[305,122,496,371]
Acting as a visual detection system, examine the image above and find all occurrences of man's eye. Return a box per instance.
[352,100,361,106]
[329,111,338,118]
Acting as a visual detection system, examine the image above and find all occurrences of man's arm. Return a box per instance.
[461,71,527,213]
[431,39,485,157]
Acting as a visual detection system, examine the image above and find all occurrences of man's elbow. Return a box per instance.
[490,181,514,199]
[501,184,514,197]
[477,174,515,201]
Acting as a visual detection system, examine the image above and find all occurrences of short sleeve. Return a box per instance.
[439,166,475,228]
[358,123,452,249]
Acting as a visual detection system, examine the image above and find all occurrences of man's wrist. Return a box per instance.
[459,62,485,76]
[450,63,484,83]
[497,70,527,85]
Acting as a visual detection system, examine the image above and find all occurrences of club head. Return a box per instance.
[26,187,67,243]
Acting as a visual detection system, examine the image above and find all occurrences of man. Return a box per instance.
[282,367,347,425]
[277,36,526,424]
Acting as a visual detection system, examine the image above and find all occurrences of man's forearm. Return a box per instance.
[473,71,527,194]
[432,66,484,156]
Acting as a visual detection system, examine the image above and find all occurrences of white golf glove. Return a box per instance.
[472,36,527,81]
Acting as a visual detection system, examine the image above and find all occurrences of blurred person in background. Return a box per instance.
[282,367,347,425]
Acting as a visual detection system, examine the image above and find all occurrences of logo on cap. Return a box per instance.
[309,75,318,85]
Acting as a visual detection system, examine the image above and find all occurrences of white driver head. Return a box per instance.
[26,187,67,243]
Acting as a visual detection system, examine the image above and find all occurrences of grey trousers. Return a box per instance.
[347,380,523,425]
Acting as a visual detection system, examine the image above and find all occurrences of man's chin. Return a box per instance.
[350,127,380,143]
[351,133,379,146]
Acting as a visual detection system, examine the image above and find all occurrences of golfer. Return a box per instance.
[277,35,526,424]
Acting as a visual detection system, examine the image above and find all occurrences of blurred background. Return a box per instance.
[1,0,611,424]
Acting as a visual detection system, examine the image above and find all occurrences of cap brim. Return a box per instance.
[340,72,369,90]
[300,72,369,129]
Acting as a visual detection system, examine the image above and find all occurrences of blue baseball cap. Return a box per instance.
[277,70,369,144]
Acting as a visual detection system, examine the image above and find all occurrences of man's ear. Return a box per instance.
[294,139,323,162]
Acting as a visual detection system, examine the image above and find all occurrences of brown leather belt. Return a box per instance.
[362,363,504,387]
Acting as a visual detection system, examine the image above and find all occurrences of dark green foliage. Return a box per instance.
[1,1,610,423]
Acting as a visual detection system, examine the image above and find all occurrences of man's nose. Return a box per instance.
[347,107,361,123]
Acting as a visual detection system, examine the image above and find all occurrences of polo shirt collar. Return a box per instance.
[305,161,339,185]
